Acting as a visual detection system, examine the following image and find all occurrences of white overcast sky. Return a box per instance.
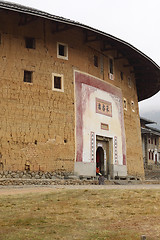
[3,0,160,114]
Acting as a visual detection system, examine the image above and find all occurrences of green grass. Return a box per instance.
[0,189,160,240]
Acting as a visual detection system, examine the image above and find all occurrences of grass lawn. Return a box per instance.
[0,188,160,240]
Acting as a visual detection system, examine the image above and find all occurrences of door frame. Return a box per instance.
[96,135,113,177]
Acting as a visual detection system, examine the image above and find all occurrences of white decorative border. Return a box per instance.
[91,132,95,162]
[114,136,118,164]
[52,73,64,92]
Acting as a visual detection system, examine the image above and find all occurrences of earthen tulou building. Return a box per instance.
[0,1,160,179]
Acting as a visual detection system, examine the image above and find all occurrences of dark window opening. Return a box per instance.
[109,59,113,74]
[155,138,157,145]
[124,99,127,109]
[54,76,61,89]
[24,70,32,83]
[131,101,135,111]
[148,138,150,144]
[120,71,123,80]
[94,55,98,67]
[59,44,65,56]
[25,37,35,49]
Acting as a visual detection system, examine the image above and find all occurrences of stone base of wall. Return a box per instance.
[0,170,145,186]
[0,170,74,180]
[1,178,160,186]
[0,170,102,185]
[0,178,102,186]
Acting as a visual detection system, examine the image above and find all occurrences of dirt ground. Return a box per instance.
[1,184,160,195]
[1,184,160,240]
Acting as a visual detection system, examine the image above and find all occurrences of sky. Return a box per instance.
[3,0,160,115]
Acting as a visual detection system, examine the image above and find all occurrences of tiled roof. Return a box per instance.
[0,1,160,101]
[140,117,156,125]
[141,127,160,136]
[0,0,159,69]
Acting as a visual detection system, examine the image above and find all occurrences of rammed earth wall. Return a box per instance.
[0,8,144,178]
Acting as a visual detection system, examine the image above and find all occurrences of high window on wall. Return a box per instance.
[109,58,114,80]
[52,73,64,92]
[149,151,151,160]
[57,42,68,60]
[120,71,123,80]
[149,150,154,160]
[24,70,33,83]
[94,55,98,67]
[25,37,35,49]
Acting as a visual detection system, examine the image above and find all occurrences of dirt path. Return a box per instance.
[0,184,160,195]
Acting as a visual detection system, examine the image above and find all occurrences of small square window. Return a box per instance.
[94,55,98,67]
[54,76,61,89]
[52,73,64,92]
[59,44,65,56]
[25,37,35,49]
[57,42,68,60]
[24,70,32,83]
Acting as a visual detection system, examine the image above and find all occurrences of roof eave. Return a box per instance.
[0,1,160,101]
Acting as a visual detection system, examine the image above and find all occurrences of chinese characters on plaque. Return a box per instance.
[101,123,109,131]
[96,98,112,117]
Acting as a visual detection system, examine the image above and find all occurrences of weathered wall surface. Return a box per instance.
[0,12,75,173]
[0,10,144,177]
